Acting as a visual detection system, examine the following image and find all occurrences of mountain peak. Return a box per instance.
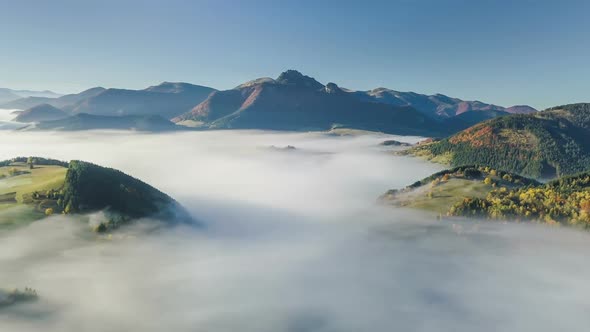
[324,82,344,94]
[276,70,324,90]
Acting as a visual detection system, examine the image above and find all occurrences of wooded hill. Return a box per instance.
[403,103,590,178]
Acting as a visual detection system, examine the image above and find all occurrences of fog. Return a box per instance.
[0,109,25,130]
[0,130,589,332]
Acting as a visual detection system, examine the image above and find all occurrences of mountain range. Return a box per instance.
[0,70,537,134]
[171,70,536,134]
[0,88,62,104]
[1,83,215,120]
[173,71,444,135]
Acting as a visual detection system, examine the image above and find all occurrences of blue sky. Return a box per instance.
[0,0,588,109]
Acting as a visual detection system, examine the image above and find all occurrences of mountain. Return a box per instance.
[10,89,62,98]
[53,87,107,106]
[0,88,62,105]
[0,83,214,120]
[0,96,54,110]
[0,87,106,110]
[505,105,537,114]
[13,104,68,123]
[0,89,21,104]
[65,83,215,119]
[173,70,447,136]
[404,103,590,178]
[29,113,182,131]
[0,157,191,230]
[353,88,537,118]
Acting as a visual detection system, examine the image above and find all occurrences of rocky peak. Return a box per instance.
[324,82,343,94]
[276,70,324,90]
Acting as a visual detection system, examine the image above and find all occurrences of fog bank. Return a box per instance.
[0,130,589,332]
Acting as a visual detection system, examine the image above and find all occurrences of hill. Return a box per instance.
[13,104,68,122]
[0,157,191,230]
[0,288,38,308]
[403,103,590,178]
[380,165,590,228]
[30,113,182,131]
[173,70,447,136]
[65,83,215,119]
[0,88,61,105]
[448,172,590,228]
[380,165,540,215]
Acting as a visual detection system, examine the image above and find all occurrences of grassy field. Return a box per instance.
[0,164,66,200]
[391,178,492,214]
[401,145,453,165]
[0,163,67,223]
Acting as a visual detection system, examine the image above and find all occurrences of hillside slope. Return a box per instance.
[448,172,590,228]
[381,165,540,214]
[404,103,590,178]
[0,158,191,230]
[381,165,590,228]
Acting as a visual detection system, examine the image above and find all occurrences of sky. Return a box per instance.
[0,0,588,109]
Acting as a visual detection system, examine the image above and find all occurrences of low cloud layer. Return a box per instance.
[0,130,589,332]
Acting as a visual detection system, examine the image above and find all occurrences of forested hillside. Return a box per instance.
[404,103,590,178]
[449,172,590,228]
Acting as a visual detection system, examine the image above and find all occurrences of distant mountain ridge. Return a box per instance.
[173,70,536,135]
[0,89,21,104]
[0,88,62,104]
[65,83,215,119]
[354,88,536,118]
[1,83,215,120]
[0,87,107,110]
[0,71,537,134]
[29,113,181,132]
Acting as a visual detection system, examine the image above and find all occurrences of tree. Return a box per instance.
[64,202,73,214]
[27,157,34,170]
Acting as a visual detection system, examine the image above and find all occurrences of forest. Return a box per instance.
[405,103,590,178]
[449,172,590,228]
